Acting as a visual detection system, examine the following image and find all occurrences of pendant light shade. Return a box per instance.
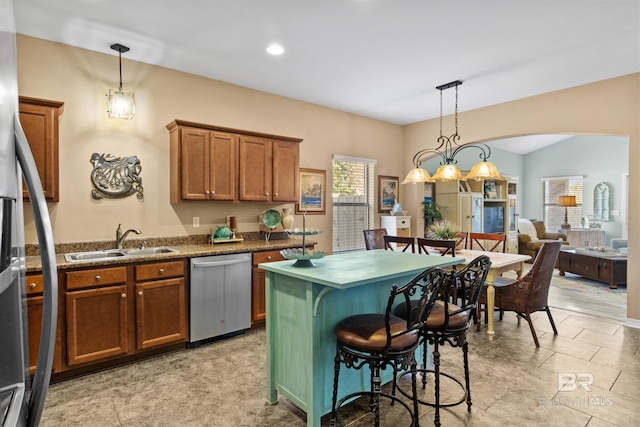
[107,43,135,120]
[465,160,504,181]
[431,163,464,182]
[401,167,433,184]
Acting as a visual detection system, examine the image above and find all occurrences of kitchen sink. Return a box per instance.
[64,250,127,262]
[64,247,179,262]
[124,247,179,256]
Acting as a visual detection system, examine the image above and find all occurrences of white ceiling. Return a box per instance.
[13,0,640,132]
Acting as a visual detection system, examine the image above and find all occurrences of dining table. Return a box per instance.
[454,249,531,335]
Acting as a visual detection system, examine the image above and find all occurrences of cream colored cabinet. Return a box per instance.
[381,216,411,237]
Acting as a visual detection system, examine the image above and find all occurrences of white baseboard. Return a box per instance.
[623,318,640,329]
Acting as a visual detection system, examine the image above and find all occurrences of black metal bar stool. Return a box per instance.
[329,267,446,427]
[393,256,491,427]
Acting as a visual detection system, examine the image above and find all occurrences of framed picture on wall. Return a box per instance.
[296,168,326,214]
[378,175,399,212]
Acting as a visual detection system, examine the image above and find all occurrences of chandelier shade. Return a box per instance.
[107,43,135,120]
[402,80,503,184]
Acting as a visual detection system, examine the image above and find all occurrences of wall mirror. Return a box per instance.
[593,182,610,221]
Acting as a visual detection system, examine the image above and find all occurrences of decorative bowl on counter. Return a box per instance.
[213,225,233,239]
[280,248,326,267]
[280,248,326,260]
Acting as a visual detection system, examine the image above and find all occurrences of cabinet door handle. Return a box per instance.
[159,268,165,274]
[121,293,126,298]
[138,291,143,296]
[274,193,278,196]
[29,282,37,289]
[265,192,270,196]
[267,256,272,260]
[95,275,101,281]
[211,190,215,194]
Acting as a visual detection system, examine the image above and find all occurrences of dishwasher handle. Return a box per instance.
[192,258,249,268]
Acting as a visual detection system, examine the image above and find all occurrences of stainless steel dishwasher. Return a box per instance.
[189,253,251,344]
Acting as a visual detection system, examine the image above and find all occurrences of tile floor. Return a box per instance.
[40,273,639,427]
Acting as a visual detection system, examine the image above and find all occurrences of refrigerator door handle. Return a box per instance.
[14,114,58,427]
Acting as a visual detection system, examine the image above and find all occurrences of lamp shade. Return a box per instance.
[430,163,464,182]
[558,195,577,207]
[401,167,433,184]
[107,88,136,120]
[465,161,504,181]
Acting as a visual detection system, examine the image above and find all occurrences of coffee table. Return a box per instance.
[558,249,627,289]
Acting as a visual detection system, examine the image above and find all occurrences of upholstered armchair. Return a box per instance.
[517,219,569,260]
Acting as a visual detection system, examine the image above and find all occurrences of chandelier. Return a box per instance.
[402,80,503,183]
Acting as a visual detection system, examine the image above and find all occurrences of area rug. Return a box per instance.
[548,271,627,321]
[499,264,627,321]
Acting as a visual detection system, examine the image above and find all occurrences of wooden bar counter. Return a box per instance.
[259,249,462,427]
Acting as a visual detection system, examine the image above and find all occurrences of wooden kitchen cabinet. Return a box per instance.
[170,126,237,202]
[168,120,301,203]
[64,261,188,367]
[19,96,64,202]
[65,266,129,366]
[251,250,286,326]
[134,260,187,350]
[26,273,63,375]
[238,136,299,202]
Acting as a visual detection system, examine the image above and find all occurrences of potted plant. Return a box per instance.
[427,219,461,240]
[423,200,445,227]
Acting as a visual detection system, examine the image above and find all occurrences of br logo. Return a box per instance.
[558,373,594,392]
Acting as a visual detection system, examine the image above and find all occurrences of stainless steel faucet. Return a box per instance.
[116,223,142,249]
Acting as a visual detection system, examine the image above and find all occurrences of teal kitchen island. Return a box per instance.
[259,249,462,427]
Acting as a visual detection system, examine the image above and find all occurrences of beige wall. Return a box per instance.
[404,73,640,323]
[17,36,640,322]
[16,35,405,253]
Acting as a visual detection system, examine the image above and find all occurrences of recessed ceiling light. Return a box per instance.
[267,44,284,55]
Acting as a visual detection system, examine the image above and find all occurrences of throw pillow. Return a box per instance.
[518,219,539,242]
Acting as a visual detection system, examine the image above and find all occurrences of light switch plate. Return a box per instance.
[193,217,200,227]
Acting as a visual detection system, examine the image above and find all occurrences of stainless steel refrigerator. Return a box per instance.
[1,0,58,425]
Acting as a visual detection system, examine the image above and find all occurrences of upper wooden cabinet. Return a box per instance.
[173,127,237,201]
[19,96,64,202]
[168,120,301,204]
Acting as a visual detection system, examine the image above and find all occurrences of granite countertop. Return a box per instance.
[26,232,316,273]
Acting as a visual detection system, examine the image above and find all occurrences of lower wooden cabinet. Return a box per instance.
[63,261,187,368]
[134,261,187,350]
[251,250,286,326]
[26,273,63,375]
[65,266,128,366]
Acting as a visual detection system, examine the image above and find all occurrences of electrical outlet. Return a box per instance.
[193,217,200,227]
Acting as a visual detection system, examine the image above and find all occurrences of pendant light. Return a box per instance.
[107,43,136,120]
[402,80,503,184]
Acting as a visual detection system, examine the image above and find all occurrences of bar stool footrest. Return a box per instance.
[331,390,417,427]
[395,368,467,408]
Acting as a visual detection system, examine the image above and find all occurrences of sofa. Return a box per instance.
[517,218,569,260]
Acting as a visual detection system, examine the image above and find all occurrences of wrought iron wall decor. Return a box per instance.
[90,153,144,200]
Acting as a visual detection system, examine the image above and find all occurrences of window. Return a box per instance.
[542,176,583,231]
[332,155,376,252]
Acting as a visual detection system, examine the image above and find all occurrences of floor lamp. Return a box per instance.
[558,195,577,230]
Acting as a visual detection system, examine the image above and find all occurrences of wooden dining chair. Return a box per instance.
[456,232,468,250]
[383,235,416,253]
[417,237,456,257]
[363,228,387,250]
[467,232,507,253]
